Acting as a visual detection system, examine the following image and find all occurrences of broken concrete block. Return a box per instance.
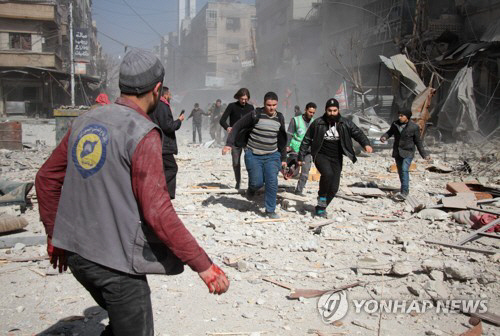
[443,261,475,281]
[417,209,448,220]
[429,270,445,281]
[421,259,444,272]
[391,261,413,276]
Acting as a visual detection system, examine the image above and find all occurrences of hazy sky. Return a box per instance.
[93,0,255,56]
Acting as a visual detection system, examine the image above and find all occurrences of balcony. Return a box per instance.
[0,2,59,24]
[0,51,62,70]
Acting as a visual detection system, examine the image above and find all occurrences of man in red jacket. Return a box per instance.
[35,48,228,336]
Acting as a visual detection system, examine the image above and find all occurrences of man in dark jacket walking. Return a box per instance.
[222,91,287,219]
[298,98,373,217]
[220,88,254,189]
[380,109,430,200]
[149,86,184,199]
[187,103,208,143]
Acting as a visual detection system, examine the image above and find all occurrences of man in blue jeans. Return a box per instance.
[380,109,430,200]
[223,92,287,218]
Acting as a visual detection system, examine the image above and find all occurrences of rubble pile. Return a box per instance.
[0,126,498,335]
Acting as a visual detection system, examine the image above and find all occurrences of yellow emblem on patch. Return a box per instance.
[76,134,103,170]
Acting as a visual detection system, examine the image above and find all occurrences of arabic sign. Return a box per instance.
[74,28,90,62]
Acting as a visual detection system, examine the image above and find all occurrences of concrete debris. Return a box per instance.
[443,261,475,281]
[417,209,449,220]
[391,261,413,276]
[0,121,498,335]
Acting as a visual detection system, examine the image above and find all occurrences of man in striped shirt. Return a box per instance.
[223,92,287,219]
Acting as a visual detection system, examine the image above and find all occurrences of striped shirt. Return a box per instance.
[247,112,281,155]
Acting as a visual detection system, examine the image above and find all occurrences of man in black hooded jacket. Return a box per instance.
[298,98,372,217]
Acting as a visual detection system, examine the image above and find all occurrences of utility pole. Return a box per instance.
[69,2,75,106]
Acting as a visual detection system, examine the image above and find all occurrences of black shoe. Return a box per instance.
[246,188,256,199]
[235,182,241,190]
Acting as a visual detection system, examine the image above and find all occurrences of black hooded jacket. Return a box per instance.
[298,114,370,163]
[149,99,181,155]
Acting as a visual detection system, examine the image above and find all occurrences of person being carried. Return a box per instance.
[35,48,229,336]
[380,109,430,201]
[223,92,287,219]
[298,98,373,218]
[149,85,185,199]
[287,102,317,196]
[219,88,254,189]
[187,103,208,144]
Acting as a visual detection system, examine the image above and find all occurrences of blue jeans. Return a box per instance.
[395,156,413,195]
[244,149,281,213]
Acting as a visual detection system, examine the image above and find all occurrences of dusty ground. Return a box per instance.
[0,120,499,336]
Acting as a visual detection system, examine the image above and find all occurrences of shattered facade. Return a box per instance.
[170,1,256,93]
[0,0,102,117]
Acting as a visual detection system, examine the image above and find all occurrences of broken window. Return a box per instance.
[9,33,32,50]
[207,9,217,28]
[226,17,241,31]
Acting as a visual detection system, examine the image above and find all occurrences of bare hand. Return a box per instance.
[47,237,67,273]
[281,161,287,169]
[222,146,232,155]
[298,161,303,166]
[179,114,185,122]
[379,136,386,143]
[198,264,229,295]
[286,146,291,152]
[364,145,373,153]
[227,127,233,133]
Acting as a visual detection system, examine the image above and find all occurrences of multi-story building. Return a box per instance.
[0,0,101,117]
[247,0,322,116]
[174,0,256,94]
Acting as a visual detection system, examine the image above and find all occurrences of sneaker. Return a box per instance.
[265,212,280,219]
[315,207,328,218]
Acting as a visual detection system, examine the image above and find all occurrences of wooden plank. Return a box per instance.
[470,311,500,327]
[349,187,385,197]
[309,220,335,229]
[179,188,242,195]
[261,277,294,290]
[477,197,500,204]
[456,217,500,245]
[466,207,500,217]
[477,232,500,239]
[277,192,308,202]
[425,240,496,255]
[288,281,363,299]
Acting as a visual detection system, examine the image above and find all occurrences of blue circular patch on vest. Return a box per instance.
[72,124,109,179]
[297,128,305,136]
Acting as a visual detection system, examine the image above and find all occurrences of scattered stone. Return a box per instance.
[391,261,413,276]
[417,209,448,220]
[425,329,444,336]
[429,270,445,282]
[443,261,475,281]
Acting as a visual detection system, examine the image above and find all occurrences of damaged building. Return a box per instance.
[243,0,500,142]
[0,0,103,118]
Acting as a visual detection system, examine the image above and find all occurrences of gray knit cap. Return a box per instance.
[119,48,165,95]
